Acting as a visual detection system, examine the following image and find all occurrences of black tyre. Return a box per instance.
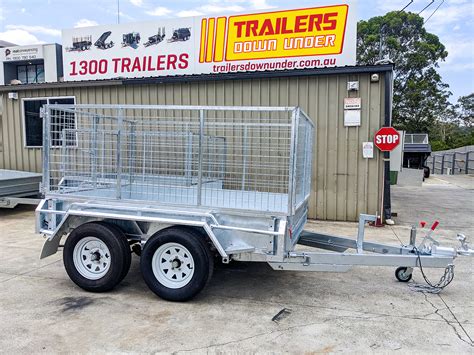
[395,266,413,282]
[98,222,132,283]
[63,222,131,292]
[423,166,430,179]
[140,227,214,302]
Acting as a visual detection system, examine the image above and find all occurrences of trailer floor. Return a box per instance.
[0,175,473,353]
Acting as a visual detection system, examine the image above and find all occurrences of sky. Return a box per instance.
[0,0,472,101]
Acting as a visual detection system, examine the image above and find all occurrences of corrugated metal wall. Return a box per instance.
[0,72,385,221]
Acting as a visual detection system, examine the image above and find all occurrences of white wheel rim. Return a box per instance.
[152,242,195,289]
[73,237,111,280]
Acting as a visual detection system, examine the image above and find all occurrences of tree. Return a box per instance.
[357,11,451,133]
[428,94,474,150]
[456,93,474,127]
[429,121,474,151]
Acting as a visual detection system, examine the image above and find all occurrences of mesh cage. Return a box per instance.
[42,105,314,215]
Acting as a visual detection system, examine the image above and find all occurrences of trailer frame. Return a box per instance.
[36,104,472,301]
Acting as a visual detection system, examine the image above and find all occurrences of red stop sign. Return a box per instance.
[374,127,400,151]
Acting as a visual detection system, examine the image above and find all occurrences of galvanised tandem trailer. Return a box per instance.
[36,105,473,301]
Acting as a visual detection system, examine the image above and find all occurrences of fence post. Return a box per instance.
[116,108,123,199]
[287,108,298,216]
[197,109,205,206]
[129,121,136,187]
[452,152,456,175]
[441,154,445,175]
[92,115,98,189]
[241,125,248,190]
[432,155,435,173]
[466,151,470,174]
[61,130,66,192]
[184,126,192,187]
[41,107,49,193]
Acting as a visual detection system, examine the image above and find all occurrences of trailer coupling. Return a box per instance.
[269,214,473,291]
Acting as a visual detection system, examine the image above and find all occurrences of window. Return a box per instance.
[27,65,37,83]
[23,97,75,147]
[36,64,45,82]
[17,63,45,84]
[24,99,47,147]
[17,66,27,83]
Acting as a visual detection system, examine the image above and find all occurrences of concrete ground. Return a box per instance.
[0,175,473,353]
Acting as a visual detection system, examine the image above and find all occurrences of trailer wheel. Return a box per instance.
[100,222,132,283]
[423,166,430,179]
[140,227,213,301]
[63,222,131,292]
[395,266,413,282]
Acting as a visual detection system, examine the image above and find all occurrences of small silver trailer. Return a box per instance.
[36,104,473,301]
[0,169,41,208]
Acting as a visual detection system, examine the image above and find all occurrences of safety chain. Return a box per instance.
[408,247,455,294]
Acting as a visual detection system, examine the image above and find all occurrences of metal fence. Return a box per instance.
[427,151,474,175]
[42,104,314,216]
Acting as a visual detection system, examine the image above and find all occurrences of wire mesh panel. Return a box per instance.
[42,105,314,215]
[294,110,314,211]
[404,133,429,145]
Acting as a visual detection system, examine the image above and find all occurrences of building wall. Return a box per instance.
[43,44,63,82]
[0,72,386,221]
[0,44,62,85]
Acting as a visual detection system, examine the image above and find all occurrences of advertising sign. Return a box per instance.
[2,45,43,62]
[62,2,356,82]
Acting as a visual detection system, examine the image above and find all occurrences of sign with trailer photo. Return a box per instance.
[61,2,357,81]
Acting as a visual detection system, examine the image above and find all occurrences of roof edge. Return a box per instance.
[0,64,393,93]
[125,64,394,86]
[0,79,123,92]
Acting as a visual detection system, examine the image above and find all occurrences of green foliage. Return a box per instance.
[456,93,474,127]
[358,12,447,71]
[430,125,474,151]
[357,11,473,151]
[429,95,474,151]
